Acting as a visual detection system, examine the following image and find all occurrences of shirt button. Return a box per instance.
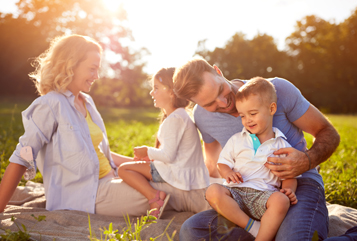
[254,138,257,140]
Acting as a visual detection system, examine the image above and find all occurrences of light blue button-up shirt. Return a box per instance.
[9,90,116,213]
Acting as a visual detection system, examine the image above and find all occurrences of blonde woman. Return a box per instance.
[0,35,211,217]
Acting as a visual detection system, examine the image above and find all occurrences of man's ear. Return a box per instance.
[213,65,223,76]
[270,102,277,115]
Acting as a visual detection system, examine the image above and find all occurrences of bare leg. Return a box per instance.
[118,161,167,211]
[111,152,134,167]
[255,192,290,241]
[205,184,250,228]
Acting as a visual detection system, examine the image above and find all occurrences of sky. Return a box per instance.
[1,0,357,75]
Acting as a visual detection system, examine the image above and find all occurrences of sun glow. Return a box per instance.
[102,0,124,12]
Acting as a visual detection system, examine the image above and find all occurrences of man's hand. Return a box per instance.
[265,147,309,179]
[223,170,243,184]
[280,188,298,205]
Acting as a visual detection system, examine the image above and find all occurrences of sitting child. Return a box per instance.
[118,67,210,219]
[205,77,298,240]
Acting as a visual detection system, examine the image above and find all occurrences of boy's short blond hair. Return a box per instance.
[236,77,277,105]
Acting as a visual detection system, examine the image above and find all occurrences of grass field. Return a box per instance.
[0,98,356,209]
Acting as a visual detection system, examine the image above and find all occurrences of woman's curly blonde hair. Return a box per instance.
[29,34,102,96]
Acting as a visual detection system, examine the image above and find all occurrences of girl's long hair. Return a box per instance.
[153,67,189,148]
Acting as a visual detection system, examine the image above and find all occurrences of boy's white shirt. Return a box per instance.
[218,127,292,191]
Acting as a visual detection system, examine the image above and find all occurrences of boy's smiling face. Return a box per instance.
[236,94,276,137]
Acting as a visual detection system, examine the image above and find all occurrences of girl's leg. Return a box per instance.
[205,184,250,229]
[256,192,290,241]
[111,152,134,167]
[118,161,167,212]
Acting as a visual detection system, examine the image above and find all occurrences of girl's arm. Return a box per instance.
[0,163,27,213]
[146,115,186,163]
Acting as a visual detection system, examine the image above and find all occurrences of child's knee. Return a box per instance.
[117,164,126,176]
[205,184,224,203]
[268,192,290,212]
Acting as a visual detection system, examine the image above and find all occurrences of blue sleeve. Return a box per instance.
[272,78,310,122]
[9,96,57,169]
[193,104,216,144]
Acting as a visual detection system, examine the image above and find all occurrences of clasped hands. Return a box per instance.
[133,146,151,162]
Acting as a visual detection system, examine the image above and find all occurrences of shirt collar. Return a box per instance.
[62,90,90,103]
[240,126,287,140]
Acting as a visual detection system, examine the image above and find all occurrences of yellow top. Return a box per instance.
[85,108,112,179]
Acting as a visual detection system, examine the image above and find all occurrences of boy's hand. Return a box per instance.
[224,170,243,184]
[280,188,298,205]
[133,146,148,158]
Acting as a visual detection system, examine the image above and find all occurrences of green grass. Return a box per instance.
[0,98,356,208]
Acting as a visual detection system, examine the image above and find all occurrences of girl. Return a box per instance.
[118,67,210,219]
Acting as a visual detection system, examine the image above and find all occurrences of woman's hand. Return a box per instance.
[133,146,148,159]
[280,188,298,205]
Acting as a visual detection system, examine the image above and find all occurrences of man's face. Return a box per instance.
[191,71,237,114]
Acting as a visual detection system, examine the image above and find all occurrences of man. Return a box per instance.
[173,58,340,241]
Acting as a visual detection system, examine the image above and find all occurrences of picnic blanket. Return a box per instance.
[1,181,357,240]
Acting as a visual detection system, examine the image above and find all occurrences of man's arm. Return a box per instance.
[203,140,222,178]
[267,104,340,178]
[0,163,27,213]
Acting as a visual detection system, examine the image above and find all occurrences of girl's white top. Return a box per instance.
[148,108,210,191]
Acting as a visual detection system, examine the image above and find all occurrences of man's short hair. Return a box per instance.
[173,58,217,101]
[236,77,277,105]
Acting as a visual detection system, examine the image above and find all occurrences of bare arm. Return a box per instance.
[0,163,27,213]
[281,178,298,205]
[293,104,340,168]
[111,151,134,167]
[217,163,243,184]
[203,140,222,178]
[266,105,340,178]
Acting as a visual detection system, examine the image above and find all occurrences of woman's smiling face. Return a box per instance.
[67,50,101,95]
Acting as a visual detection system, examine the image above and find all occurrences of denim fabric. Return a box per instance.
[324,226,357,241]
[150,162,166,183]
[179,178,329,241]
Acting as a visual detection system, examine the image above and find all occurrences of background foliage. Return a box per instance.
[1,2,357,112]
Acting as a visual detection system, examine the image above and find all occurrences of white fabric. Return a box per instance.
[147,108,210,191]
[9,91,116,213]
[218,127,291,191]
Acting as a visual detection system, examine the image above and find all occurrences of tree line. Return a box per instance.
[1,1,356,113]
[196,9,357,113]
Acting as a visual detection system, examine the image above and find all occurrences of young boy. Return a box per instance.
[205,77,298,241]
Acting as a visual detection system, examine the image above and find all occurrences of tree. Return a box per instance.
[195,32,292,81]
[286,12,357,113]
[0,0,151,107]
